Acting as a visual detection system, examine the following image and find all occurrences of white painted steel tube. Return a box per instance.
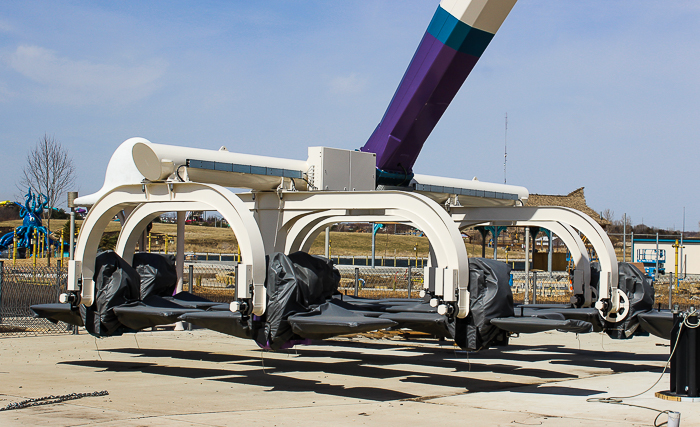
[412,173,529,204]
[132,141,309,187]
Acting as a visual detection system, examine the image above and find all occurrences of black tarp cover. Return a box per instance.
[637,311,673,340]
[30,303,84,326]
[517,307,604,332]
[80,251,140,337]
[453,258,514,351]
[113,295,201,330]
[288,301,397,340]
[490,317,593,334]
[179,310,263,340]
[132,253,178,300]
[262,252,341,349]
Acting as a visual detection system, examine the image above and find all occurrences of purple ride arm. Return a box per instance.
[361,0,517,176]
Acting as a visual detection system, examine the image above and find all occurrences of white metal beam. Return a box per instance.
[73,183,267,314]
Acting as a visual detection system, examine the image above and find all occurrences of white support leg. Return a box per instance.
[174,211,186,331]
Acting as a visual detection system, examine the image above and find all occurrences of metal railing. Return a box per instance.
[3,255,697,337]
[336,266,423,299]
[183,263,427,301]
[511,271,573,305]
[183,261,237,303]
[654,273,700,311]
[0,261,71,335]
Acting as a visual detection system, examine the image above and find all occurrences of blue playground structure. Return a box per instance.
[0,188,54,257]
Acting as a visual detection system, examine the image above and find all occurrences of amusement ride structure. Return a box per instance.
[0,189,53,256]
[33,0,679,357]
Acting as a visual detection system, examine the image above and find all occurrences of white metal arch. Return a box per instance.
[451,206,622,319]
[289,212,595,306]
[462,220,592,306]
[284,212,404,254]
[241,191,471,317]
[116,204,185,264]
[71,183,267,314]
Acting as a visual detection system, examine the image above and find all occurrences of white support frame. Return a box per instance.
[284,213,405,254]
[284,212,595,307]
[451,206,623,320]
[463,220,592,307]
[239,191,471,317]
[69,177,620,323]
[70,183,267,315]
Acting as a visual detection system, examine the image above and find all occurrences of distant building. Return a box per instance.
[632,238,700,276]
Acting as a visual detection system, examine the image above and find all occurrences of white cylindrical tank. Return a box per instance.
[132,140,309,191]
[411,173,528,206]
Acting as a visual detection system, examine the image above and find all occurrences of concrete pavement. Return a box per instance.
[1,329,698,426]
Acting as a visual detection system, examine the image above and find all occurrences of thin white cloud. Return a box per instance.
[328,73,367,95]
[7,45,167,106]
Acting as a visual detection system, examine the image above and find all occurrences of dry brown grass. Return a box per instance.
[0,219,637,263]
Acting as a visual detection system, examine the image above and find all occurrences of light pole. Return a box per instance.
[67,192,78,261]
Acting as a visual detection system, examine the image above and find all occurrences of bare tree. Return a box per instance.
[18,134,76,234]
[601,208,615,224]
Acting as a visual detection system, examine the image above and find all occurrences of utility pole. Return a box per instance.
[681,207,685,277]
[67,192,78,261]
[623,213,627,262]
[655,232,659,280]
[503,113,508,184]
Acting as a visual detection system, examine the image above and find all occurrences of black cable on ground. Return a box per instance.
[587,308,698,426]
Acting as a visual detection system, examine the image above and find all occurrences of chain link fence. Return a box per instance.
[511,271,573,305]
[4,257,697,337]
[651,273,700,311]
[510,270,700,310]
[183,263,426,301]
[336,266,423,299]
[183,261,237,303]
[0,261,71,336]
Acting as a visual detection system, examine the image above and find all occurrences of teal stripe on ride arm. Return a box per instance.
[427,6,494,57]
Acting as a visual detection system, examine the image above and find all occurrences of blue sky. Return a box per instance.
[1,1,698,231]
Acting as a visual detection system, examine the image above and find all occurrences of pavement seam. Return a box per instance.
[60,401,394,427]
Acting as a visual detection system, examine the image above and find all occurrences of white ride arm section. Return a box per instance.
[282,212,405,255]
[240,191,471,317]
[452,206,623,321]
[411,173,529,207]
[115,202,197,264]
[70,183,267,315]
[465,219,592,307]
[132,140,309,191]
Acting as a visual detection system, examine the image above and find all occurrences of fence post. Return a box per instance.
[407,266,412,298]
[187,264,195,331]
[189,265,194,294]
[0,260,3,323]
[524,272,529,305]
[532,271,537,305]
[56,259,62,302]
[354,267,359,297]
[669,272,673,310]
